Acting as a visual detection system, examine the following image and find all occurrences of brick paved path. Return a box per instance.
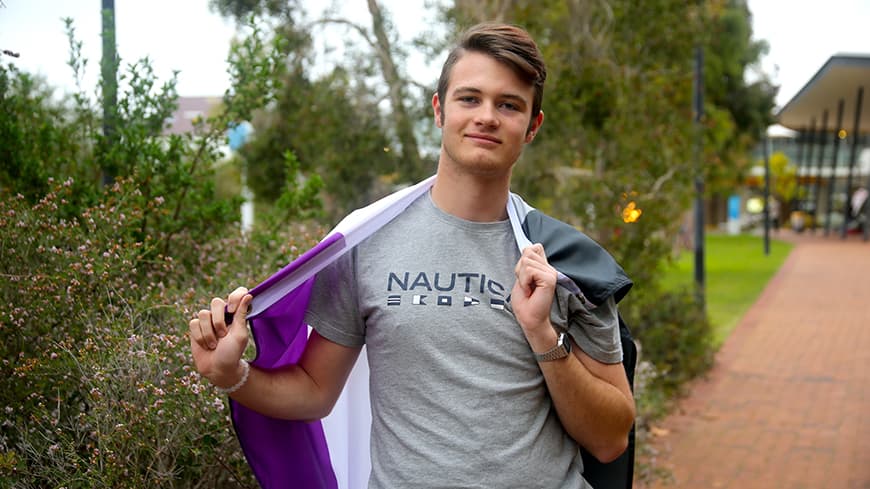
[640,233,870,489]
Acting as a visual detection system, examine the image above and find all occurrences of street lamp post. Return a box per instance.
[693,45,706,311]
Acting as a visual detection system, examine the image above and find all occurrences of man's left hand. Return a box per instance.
[510,243,557,338]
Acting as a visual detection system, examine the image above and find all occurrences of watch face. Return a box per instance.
[559,332,571,354]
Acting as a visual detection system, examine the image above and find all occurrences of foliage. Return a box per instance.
[701,0,778,195]
[0,63,98,204]
[0,17,325,487]
[767,150,800,205]
[211,0,436,219]
[0,181,239,487]
[621,287,713,399]
[0,178,322,488]
[239,63,404,219]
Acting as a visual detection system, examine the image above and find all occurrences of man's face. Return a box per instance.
[433,51,543,178]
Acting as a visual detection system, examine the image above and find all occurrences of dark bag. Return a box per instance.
[579,314,637,489]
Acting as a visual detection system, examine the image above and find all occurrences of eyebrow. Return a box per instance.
[452,86,529,106]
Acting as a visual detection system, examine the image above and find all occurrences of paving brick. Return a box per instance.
[639,232,870,489]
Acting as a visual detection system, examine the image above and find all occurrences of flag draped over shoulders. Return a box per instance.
[229,176,631,489]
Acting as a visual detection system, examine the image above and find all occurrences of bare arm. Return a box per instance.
[511,245,635,462]
[189,287,361,420]
[537,338,635,462]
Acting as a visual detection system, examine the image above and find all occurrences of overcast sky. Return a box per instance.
[2,1,869,109]
[0,0,438,98]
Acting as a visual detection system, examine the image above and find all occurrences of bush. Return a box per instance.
[620,286,713,486]
[0,17,326,487]
[623,286,713,400]
[0,177,323,487]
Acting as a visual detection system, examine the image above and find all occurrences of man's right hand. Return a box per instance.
[188,287,253,389]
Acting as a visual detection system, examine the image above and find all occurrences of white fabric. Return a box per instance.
[250,176,437,319]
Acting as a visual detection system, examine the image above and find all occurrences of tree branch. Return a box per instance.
[306,18,376,50]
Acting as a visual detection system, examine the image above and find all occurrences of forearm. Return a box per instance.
[223,363,333,421]
[511,247,635,460]
[538,346,635,462]
[209,331,361,422]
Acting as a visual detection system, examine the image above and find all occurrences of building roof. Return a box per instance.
[776,54,870,133]
[165,96,222,134]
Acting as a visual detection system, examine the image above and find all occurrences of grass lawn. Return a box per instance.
[661,233,794,347]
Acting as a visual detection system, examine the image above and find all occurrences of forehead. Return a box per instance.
[446,51,534,99]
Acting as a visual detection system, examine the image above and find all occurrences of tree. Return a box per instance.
[210,0,433,212]
[766,150,799,218]
[444,0,701,284]
[443,0,777,274]
[701,0,778,195]
[240,63,403,218]
[0,64,97,202]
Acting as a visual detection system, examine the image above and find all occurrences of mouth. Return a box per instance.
[465,133,502,144]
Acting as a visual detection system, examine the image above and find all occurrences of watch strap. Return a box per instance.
[533,331,572,362]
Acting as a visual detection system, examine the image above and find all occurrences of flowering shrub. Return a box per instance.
[0,178,322,487]
[0,17,327,486]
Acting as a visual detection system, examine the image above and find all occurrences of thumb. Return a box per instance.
[230,294,253,339]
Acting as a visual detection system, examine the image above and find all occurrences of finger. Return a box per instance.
[522,243,548,263]
[189,317,205,347]
[516,256,557,292]
[227,287,249,314]
[230,294,254,340]
[515,253,549,279]
[188,319,209,363]
[197,309,218,349]
[210,297,228,339]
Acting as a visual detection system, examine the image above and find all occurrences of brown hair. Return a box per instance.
[436,23,547,131]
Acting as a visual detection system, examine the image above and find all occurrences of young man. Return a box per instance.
[190,23,635,488]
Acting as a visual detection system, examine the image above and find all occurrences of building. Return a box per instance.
[164,96,223,135]
[768,54,870,239]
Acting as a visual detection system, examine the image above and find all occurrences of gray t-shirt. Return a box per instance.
[306,193,620,488]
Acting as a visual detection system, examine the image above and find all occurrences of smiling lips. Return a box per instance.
[465,132,502,145]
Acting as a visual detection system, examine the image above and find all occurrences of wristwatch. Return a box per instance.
[533,331,572,362]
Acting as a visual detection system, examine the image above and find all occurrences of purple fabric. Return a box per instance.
[230,235,349,489]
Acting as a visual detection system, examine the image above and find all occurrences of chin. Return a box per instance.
[459,161,513,179]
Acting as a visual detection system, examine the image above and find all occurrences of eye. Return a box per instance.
[499,102,519,111]
[458,96,479,104]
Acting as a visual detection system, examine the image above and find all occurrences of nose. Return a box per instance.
[474,102,500,128]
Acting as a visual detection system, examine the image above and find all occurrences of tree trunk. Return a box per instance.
[366,0,423,181]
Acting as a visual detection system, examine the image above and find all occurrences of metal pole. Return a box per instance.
[693,45,705,311]
[824,99,845,236]
[842,86,864,238]
[791,130,806,221]
[801,118,817,221]
[812,110,829,231]
[762,134,771,255]
[101,0,117,186]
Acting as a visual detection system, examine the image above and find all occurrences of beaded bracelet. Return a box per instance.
[215,359,250,395]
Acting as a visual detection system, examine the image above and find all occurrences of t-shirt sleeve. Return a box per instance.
[557,291,622,365]
[304,249,367,348]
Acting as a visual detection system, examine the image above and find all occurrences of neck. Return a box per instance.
[430,164,511,222]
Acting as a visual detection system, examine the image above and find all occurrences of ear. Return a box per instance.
[432,93,443,128]
[525,110,544,143]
